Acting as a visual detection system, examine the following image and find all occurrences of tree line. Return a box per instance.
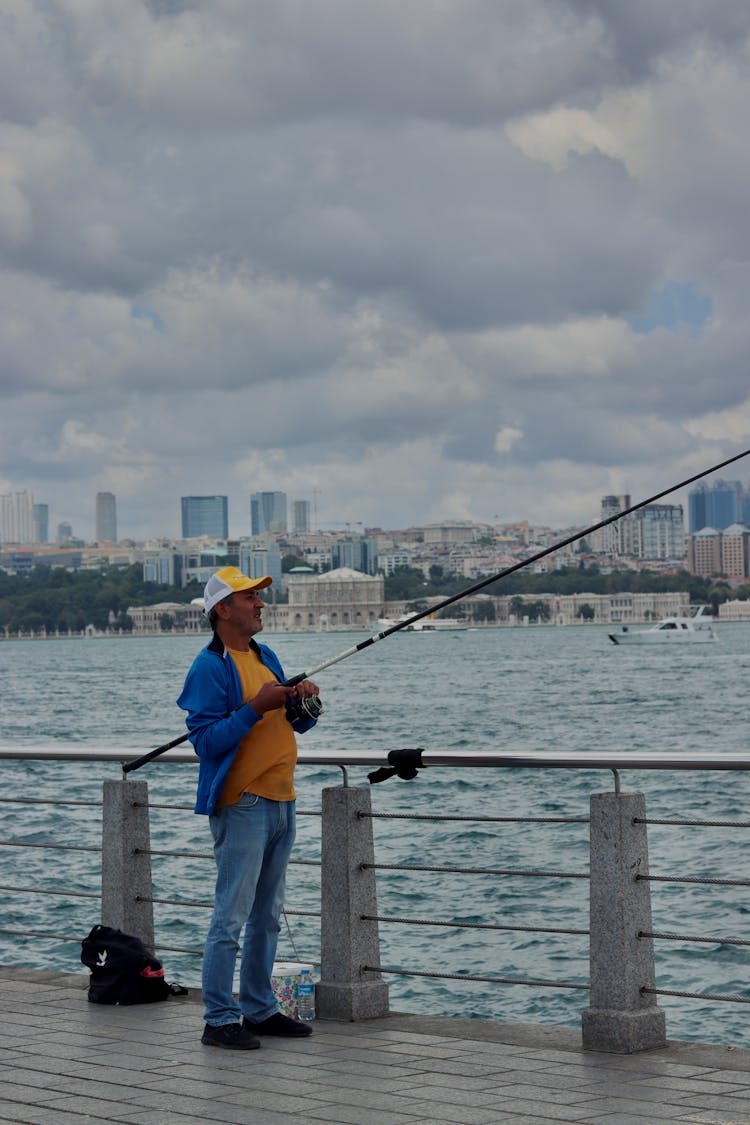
[0,562,745,634]
[0,565,202,634]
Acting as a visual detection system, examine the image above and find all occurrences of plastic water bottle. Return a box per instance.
[297,968,315,1021]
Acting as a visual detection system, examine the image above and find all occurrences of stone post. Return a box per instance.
[315,785,389,1020]
[582,790,666,1053]
[100,778,155,951]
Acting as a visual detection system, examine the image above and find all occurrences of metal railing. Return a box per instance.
[3,745,750,1051]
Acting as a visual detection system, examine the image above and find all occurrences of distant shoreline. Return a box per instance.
[0,618,675,642]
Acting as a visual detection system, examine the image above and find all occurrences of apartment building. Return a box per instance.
[687,523,750,579]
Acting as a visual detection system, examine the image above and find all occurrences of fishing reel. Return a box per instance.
[285,693,323,723]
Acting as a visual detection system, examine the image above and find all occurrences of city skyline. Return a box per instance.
[3,5,750,540]
[13,478,750,579]
[9,477,743,548]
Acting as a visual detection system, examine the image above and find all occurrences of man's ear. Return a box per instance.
[214,597,233,620]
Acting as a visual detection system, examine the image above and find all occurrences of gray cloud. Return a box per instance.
[2,0,750,539]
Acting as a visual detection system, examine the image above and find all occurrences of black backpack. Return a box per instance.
[81,924,180,1005]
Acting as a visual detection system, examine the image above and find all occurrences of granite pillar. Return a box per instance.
[315,785,389,1020]
[582,789,666,1053]
[100,778,155,950]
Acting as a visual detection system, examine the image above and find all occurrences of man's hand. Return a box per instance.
[285,678,323,723]
[250,681,296,715]
[293,679,320,700]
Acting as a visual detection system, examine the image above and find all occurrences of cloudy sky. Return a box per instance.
[3,0,750,541]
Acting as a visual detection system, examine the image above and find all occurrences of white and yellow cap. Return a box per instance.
[203,566,272,615]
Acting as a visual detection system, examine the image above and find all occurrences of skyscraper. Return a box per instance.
[688,484,708,534]
[32,503,48,543]
[95,491,117,542]
[239,539,283,590]
[250,491,287,535]
[292,499,311,533]
[688,479,743,532]
[0,490,34,544]
[181,496,229,539]
[331,535,378,574]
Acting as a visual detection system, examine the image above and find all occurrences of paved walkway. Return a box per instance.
[3,967,750,1124]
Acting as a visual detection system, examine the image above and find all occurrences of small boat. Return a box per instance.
[608,605,717,645]
[375,615,469,633]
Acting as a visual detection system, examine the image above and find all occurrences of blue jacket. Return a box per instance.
[177,633,317,815]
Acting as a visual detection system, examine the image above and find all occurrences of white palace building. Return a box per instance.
[127,568,385,635]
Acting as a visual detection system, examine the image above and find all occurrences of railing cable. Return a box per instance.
[637,873,750,887]
[635,817,750,829]
[362,811,588,824]
[364,914,587,936]
[1,841,100,853]
[136,847,320,865]
[643,986,750,1005]
[139,800,320,817]
[0,883,98,900]
[0,928,83,944]
[0,796,101,808]
[364,862,588,879]
[136,893,320,919]
[641,929,750,947]
[364,964,589,991]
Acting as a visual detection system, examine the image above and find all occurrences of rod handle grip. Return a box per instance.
[123,732,190,774]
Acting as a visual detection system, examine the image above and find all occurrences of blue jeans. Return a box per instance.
[202,794,296,1026]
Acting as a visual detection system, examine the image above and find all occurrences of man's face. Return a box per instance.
[223,588,265,636]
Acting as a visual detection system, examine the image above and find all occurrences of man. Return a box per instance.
[178,565,320,1050]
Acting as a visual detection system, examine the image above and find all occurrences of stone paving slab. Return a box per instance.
[4,966,750,1124]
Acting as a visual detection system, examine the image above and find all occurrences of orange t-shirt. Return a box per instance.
[216,646,298,807]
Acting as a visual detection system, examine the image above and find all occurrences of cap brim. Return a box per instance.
[243,575,273,591]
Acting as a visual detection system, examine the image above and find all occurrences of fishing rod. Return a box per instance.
[124,445,750,775]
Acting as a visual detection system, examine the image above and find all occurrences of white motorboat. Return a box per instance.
[608,605,717,645]
[375,615,469,633]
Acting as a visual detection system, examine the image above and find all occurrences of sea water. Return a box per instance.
[3,623,750,1046]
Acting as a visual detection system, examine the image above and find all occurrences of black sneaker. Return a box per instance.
[201,1021,261,1049]
[243,1011,313,1037]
